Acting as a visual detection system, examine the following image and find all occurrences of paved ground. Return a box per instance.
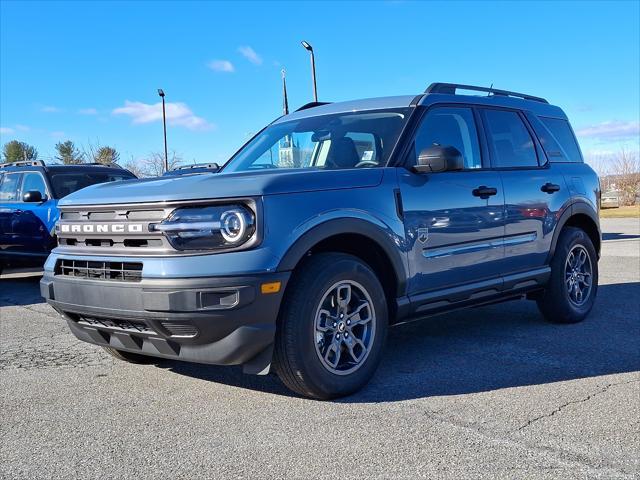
[1,218,638,479]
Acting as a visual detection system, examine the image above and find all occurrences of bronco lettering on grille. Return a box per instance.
[60,224,145,234]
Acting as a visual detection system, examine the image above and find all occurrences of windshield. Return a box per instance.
[223,108,411,173]
[50,172,135,198]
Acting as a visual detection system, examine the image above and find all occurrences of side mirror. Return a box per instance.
[23,190,45,203]
[413,145,464,173]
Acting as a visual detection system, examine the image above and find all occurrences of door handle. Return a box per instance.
[541,182,560,193]
[472,186,498,199]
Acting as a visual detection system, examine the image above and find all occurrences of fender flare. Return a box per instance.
[548,200,601,261]
[277,217,408,297]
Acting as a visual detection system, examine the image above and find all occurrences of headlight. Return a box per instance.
[150,204,256,251]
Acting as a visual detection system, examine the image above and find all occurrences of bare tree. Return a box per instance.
[139,151,183,177]
[122,156,146,178]
[608,148,640,205]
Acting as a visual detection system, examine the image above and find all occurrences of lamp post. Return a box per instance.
[157,89,168,173]
[300,41,317,102]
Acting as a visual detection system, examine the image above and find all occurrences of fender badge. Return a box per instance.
[417,227,429,244]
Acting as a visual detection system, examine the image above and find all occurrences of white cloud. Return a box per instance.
[41,105,61,113]
[207,60,235,72]
[78,108,98,115]
[0,127,15,134]
[112,100,214,131]
[15,124,30,131]
[576,121,640,141]
[238,46,262,65]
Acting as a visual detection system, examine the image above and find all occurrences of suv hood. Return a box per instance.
[58,168,384,206]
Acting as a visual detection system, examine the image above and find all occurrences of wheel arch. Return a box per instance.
[277,218,408,316]
[549,201,601,262]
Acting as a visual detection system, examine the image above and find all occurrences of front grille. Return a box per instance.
[159,322,199,338]
[56,206,174,255]
[78,315,153,334]
[56,259,143,282]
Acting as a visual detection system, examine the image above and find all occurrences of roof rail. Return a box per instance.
[172,163,220,171]
[425,83,548,104]
[84,162,123,168]
[295,101,332,112]
[0,160,45,169]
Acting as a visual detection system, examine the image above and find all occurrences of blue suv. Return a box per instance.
[40,83,601,399]
[0,161,136,272]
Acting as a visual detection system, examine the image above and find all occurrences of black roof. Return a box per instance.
[0,161,134,176]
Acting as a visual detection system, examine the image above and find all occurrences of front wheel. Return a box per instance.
[537,227,598,324]
[274,253,388,399]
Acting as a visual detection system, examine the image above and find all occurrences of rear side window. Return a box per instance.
[539,117,583,163]
[483,109,539,168]
[0,173,21,201]
[49,172,134,198]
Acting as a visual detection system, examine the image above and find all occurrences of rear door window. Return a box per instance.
[539,117,583,163]
[0,173,22,201]
[482,109,539,168]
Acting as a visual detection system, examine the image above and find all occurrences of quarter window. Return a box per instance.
[539,117,583,163]
[0,173,21,201]
[413,107,482,169]
[483,109,539,168]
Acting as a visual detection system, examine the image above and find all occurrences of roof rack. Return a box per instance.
[0,160,45,169]
[425,82,548,104]
[171,163,220,171]
[295,101,332,112]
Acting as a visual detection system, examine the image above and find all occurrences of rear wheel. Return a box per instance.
[537,227,598,324]
[101,346,161,364]
[274,253,388,399]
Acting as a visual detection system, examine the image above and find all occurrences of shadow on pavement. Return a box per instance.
[602,232,640,241]
[161,281,640,402]
[0,273,45,306]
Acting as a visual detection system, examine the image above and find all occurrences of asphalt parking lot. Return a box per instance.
[1,217,638,479]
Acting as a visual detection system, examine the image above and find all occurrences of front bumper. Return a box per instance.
[40,270,290,373]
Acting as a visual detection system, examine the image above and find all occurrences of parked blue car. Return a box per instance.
[0,161,136,271]
[40,83,601,399]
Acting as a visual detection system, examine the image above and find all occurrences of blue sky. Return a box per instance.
[1,0,638,167]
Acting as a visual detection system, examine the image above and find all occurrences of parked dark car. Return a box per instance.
[41,83,600,399]
[0,161,136,271]
[162,163,220,176]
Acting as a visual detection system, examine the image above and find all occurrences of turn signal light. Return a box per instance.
[260,281,281,294]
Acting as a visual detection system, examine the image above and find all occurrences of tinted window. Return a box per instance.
[0,173,21,201]
[21,172,47,197]
[224,109,410,172]
[413,107,482,169]
[540,117,583,163]
[483,110,538,168]
[49,172,134,198]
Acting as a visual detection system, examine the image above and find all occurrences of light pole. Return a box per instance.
[300,41,317,102]
[157,89,168,173]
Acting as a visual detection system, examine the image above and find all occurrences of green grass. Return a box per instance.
[599,205,640,218]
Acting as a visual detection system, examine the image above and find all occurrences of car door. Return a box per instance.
[397,106,505,302]
[14,171,57,256]
[0,172,23,256]
[480,108,570,274]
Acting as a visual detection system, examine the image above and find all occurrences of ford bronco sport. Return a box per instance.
[40,83,600,399]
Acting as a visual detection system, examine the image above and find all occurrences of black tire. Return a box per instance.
[274,253,388,400]
[101,346,161,364]
[537,226,598,324]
